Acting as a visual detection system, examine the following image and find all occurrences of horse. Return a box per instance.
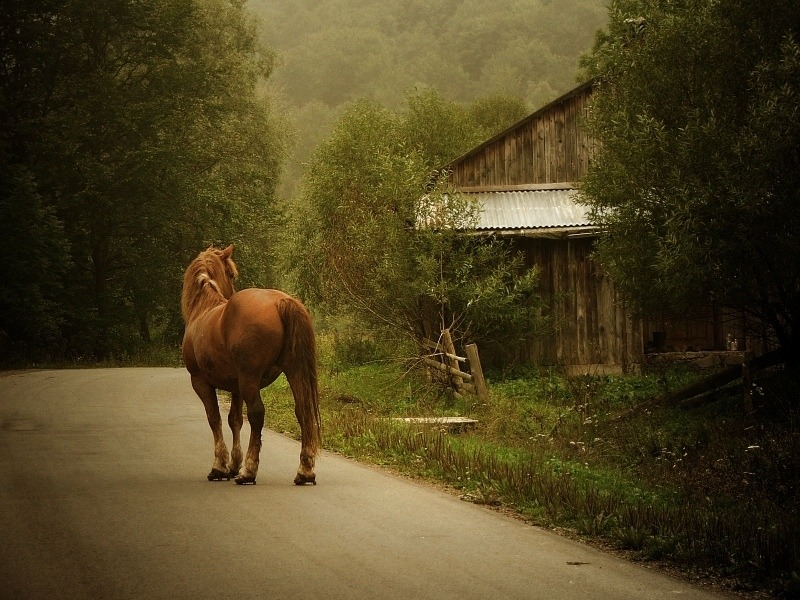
[181,245,321,485]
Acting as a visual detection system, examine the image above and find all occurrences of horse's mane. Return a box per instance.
[181,246,239,323]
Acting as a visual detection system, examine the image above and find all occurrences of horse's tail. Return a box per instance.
[278,297,321,456]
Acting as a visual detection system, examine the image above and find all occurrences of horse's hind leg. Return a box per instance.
[227,392,244,477]
[191,376,232,481]
[234,379,264,485]
[285,370,319,486]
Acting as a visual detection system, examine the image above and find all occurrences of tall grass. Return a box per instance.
[261,332,800,595]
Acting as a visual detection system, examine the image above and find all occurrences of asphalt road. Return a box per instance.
[0,368,728,599]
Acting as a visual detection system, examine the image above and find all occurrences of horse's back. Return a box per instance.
[221,288,294,374]
[224,288,291,325]
[184,288,303,388]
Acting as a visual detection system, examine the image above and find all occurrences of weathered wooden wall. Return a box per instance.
[512,236,642,373]
[643,308,763,354]
[443,79,733,370]
[448,81,594,189]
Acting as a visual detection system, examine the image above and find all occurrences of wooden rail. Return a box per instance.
[420,330,488,402]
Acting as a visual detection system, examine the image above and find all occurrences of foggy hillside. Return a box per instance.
[247,0,608,196]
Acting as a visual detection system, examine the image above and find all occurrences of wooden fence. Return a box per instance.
[419,330,488,402]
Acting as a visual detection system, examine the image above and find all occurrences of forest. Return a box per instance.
[252,0,605,109]
[0,0,607,361]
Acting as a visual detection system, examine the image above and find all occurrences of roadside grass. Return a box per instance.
[263,334,799,595]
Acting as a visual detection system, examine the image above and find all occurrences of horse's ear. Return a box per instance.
[221,244,234,259]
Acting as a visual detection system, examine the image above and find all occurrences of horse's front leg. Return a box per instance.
[191,375,232,481]
[234,379,264,485]
[227,391,244,477]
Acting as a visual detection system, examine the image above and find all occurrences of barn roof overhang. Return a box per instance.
[455,184,598,238]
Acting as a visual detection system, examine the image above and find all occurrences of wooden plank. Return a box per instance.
[465,343,489,402]
[564,97,575,181]
[394,416,478,432]
[574,239,588,364]
[422,356,473,382]
[505,133,517,184]
[546,109,553,181]
[571,238,586,364]
[494,138,504,186]
[539,113,549,183]
[523,121,534,182]
[442,329,463,386]
[555,108,563,180]
[419,337,467,362]
[680,348,786,407]
[395,416,477,424]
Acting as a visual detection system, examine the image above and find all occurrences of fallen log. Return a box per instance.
[613,348,786,419]
[671,364,743,405]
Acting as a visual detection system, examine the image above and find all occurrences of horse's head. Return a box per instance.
[181,244,239,322]
[204,244,239,296]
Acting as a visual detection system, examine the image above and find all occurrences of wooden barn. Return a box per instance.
[444,80,739,373]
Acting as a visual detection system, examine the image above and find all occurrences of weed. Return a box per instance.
[613,525,649,551]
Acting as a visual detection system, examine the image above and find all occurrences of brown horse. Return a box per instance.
[181,245,320,485]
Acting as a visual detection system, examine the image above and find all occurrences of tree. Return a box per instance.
[288,90,545,362]
[0,165,71,358]
[579,0,800,363]
[0,0,285,359]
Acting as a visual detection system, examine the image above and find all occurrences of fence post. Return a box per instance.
[442,329,462,388]
[464,343,488,403]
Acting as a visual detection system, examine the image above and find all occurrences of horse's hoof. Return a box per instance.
[294,473,316,486]
[235,475,256,485]
[208,468,231,481]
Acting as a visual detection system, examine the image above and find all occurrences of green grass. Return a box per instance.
[261,333,800,596]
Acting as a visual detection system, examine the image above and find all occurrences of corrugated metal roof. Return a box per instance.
[463,189,593,232]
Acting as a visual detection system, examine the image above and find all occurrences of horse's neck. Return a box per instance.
[188,289,227,323]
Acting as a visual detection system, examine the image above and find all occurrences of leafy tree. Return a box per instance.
[288,90,545,362]
[402,87,482,168]
[0,165,71,358]
[579,0,800,363]
[1,0,285,359]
